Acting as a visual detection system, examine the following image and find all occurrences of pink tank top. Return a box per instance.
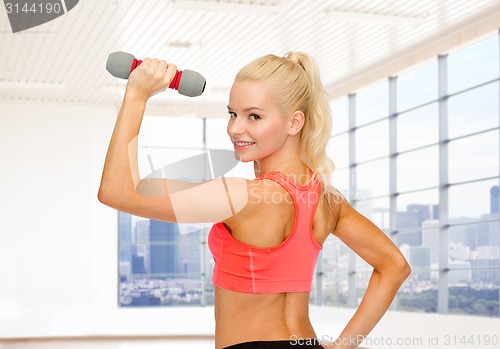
[208,169,323,294]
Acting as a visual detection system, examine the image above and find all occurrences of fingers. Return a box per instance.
[140,57,166,79]
[142,58,177,82]
[128,57,178,98]
[165,62,178,86]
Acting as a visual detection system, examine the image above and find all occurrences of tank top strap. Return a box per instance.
[256,171,294,192]
[256,168,321,208]
[257,168,318,188]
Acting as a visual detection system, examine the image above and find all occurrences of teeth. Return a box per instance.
[235,141,255,146]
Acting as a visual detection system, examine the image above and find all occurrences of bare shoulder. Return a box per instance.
[221,176,300,247]
[323,185,345,234]
[330,188,382,241]
[224,178,284,224]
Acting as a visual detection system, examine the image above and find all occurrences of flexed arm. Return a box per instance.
[325,199,411,349]
[98,59,251,223]
[98,57,176,211]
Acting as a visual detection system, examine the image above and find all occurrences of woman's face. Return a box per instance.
[227,80,290,162]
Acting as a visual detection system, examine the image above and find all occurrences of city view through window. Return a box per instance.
[119,32,500,317]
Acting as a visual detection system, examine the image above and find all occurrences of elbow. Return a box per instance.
[98,175,130,207]
[97,186,111,206]
[97,185,120,208]
[98,184,137,213]
[378,254,411,285]
[394,256,411,284]
[98,175,111,205]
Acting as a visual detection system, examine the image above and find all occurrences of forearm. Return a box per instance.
[330,268,408,349]
[98,89,147,204]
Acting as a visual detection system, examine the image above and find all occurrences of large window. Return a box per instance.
[118,116,254,306]
[325,32,500,317]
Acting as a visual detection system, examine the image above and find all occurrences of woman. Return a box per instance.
[98,52,410,349]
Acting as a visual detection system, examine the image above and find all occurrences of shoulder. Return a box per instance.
[221,176,289,226]
[323,184,347,233]
[329,187,378,238]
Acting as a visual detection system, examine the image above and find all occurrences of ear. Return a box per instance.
[288,110,305,136]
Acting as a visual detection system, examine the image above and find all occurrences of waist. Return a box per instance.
[214,287,316,348]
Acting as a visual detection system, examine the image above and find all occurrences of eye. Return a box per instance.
[249,114,261,120]
[228,111,236,118]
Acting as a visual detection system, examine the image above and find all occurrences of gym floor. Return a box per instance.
[0,336,215,349]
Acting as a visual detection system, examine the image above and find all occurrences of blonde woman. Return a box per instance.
[98,52,410,349]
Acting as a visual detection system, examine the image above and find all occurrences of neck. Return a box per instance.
[253,137,309,178]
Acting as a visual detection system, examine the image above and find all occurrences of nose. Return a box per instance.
[227,115,245,137]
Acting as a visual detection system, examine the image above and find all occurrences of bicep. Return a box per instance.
[120,177,251,223]
[332,199,403,272]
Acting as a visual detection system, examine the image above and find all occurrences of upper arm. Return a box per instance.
[102,177,253,223]
[332,198,407,272]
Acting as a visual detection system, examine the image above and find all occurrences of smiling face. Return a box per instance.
[227,80,292,163]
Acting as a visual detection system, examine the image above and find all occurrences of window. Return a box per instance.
[448,83,499,139]
[448,130,499,184]
[355,119,389,163]
[119,215,211,306]
[332,96,349,135]
[329,97,349,195]
[118,116,253,307]
[397,146,438,193]
[397,103,438,153]
[356,80,389,126]
[320,239,350,307]
[397,59,438,111]
[119,116,212,307]
[356,158,389,199]
[317,32,500,317]
[329,133,349,170]
[448,34,499,94]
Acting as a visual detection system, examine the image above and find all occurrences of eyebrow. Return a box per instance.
[227,105,266,112]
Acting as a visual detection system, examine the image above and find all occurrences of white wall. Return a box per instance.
[0,101,214,338]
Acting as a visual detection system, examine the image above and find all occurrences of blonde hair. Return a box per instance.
[235,52,338,210]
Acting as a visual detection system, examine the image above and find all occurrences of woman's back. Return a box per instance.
[210,169,339,348]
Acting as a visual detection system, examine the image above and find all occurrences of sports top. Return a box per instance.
[208,169,323,294]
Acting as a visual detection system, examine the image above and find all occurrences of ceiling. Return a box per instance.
[1,0,500,118]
